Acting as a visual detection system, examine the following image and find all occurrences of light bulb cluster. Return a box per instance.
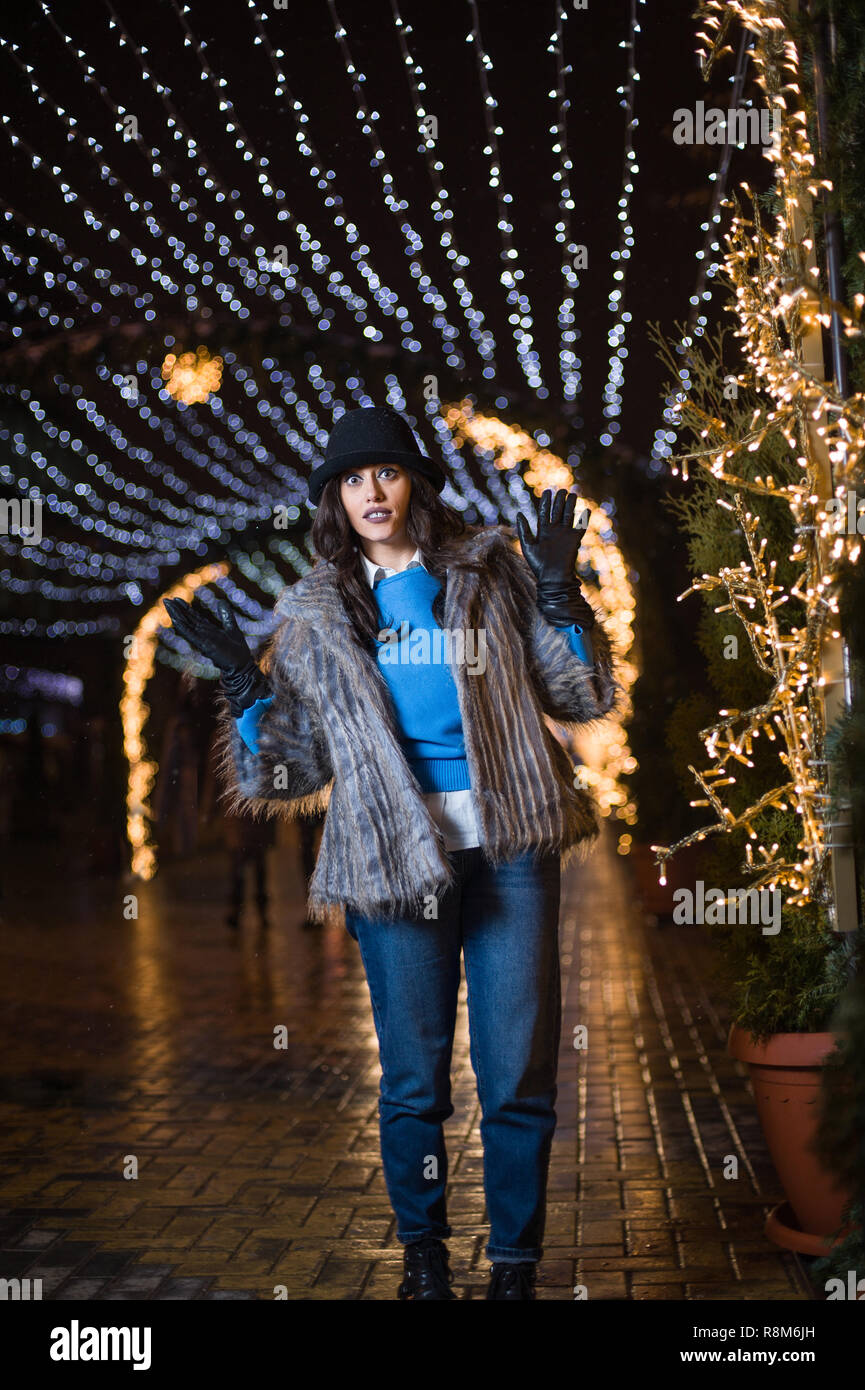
[654,0,865,910]
[161,346,223,404]
[246,0,424,351]
[326,0,467,369]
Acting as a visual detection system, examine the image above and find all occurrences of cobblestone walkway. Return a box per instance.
[0,821,810,1300]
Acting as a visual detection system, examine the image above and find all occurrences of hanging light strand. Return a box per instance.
[599,0,645,448]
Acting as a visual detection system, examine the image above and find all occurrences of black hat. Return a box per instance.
[307,406,447,506]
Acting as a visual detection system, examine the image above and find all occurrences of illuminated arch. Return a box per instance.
[122,562,229,879]
[122,406,639,879]
[445,401,639,827]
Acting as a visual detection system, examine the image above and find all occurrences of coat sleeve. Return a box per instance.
[494,529,624,725]
[214,616,334,820]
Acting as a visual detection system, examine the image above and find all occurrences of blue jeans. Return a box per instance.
[344,847,562,1263]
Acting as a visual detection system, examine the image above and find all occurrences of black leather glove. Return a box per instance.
[163,597,270,717]
[515,488,596,631]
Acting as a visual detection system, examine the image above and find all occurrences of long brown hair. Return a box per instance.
[310,469,486,651]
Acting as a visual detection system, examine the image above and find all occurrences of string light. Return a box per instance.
[161,346,223,405]
[599,0,645,448]
[0,5,661,839]
[653,1,865,908]
[1,5,645,839]
[325,0,464,366]
[464,0,547,396]
[122,562,228,879]
[388,0,496,375]
[650,27,756,468]
[1,0,664,626]
[549,6,581,409]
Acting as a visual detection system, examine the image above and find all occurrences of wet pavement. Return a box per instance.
[0,819,811,1300]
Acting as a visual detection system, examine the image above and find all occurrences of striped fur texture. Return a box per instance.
[217,523,626,924]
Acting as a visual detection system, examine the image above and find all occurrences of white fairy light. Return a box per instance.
[388,0,498,377]
[465,0,547,397]
[325,0,466,368]
[548,6,581,411]
[599,0,646,449]
[1,0,662,653]
[650,29,756,469]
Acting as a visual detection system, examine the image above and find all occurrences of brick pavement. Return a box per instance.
[0,820,811,1300]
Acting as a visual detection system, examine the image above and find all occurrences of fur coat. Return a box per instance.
[218,523,626,924]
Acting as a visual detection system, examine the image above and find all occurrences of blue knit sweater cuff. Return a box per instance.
[556,622,594,667]
[236,694,274,754]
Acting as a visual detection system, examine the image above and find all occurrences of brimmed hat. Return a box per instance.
[307,406,447,506]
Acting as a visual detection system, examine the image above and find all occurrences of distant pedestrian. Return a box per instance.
[222,807,276,931]
[154,679,208,858]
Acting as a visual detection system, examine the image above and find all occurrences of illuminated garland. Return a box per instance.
[599,0,644,448]
[549,4,580,409]
[122,562,228,879]
[161,346,223,405]
[649,27,756,468]
[2,3,669,641]
[652,0,865,909]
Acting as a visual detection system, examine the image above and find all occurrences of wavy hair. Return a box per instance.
[309,468,485,651]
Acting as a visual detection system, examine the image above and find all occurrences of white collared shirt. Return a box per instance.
[359,545,481,852]
[358,545,424,587]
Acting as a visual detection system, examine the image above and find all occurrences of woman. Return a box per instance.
[165,405,622,1301]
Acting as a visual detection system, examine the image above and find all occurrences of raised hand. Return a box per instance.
[163,597,270,716]
[515,489,595,631]
[163,597,254,673]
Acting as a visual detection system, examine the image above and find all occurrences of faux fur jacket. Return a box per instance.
[219,523,625,924]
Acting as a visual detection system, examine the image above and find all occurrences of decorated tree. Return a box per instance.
[651,0,865,1279]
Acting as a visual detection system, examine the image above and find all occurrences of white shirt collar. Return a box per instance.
[359,546,425,588]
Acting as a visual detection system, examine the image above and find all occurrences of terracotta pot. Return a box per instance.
[728,1024,855,1250]
[628,840,704,915]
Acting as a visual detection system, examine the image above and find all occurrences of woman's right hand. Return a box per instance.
[163,597,254,674]
[164,598,270,717]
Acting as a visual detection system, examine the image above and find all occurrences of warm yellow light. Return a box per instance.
[162,346,223,405]
[654,0,865,907]
[122,562,229,879]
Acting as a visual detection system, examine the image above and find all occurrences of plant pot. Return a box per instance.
[728,1024,855,1250]
[628,840,704,916]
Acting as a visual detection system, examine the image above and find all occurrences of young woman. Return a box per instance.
[165,405,621,1301]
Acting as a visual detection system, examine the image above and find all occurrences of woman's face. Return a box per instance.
[339,464,412,545]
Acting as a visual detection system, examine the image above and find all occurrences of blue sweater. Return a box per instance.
[236,566,594,791]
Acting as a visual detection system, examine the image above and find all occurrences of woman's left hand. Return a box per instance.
[516,489,596,631]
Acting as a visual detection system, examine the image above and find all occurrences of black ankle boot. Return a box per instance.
[486,1261,537,1300]
[397,1237,457,1300]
